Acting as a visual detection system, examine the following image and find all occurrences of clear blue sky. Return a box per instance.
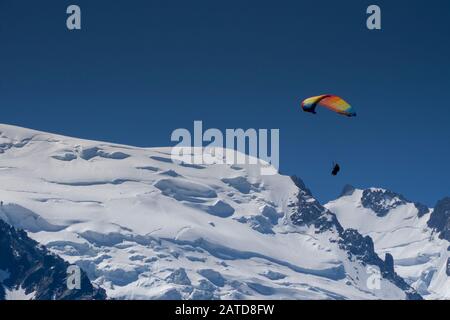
[0,0,449,206]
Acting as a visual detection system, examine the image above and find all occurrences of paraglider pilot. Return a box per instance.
[331,163,340,176]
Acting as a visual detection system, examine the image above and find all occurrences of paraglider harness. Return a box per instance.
[331,162,340,176]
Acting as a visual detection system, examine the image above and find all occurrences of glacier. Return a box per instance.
[0,124,422,299]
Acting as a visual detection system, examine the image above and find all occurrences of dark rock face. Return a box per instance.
[384,253,395,275]
[0,219,106,300]
[414,202,430,218]
[290,176,422,300]
[339,229,378,265]
[361,189,429,217]
[290,176,343,234]
[446,258,450,277]
[427,197,450,241]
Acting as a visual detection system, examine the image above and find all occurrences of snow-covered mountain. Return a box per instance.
[0,124,420,300]
[326,186,449,299]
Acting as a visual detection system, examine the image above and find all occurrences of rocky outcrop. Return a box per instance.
[0,219,106,300]
[428,197,450,241]
[361,189,429,217]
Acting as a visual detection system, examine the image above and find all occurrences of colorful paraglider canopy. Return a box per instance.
[301,95,356,117]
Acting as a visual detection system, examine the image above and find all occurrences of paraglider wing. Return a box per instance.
[301,95,328,114]
[301,95,356,117]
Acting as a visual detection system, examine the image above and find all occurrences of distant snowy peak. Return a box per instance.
[337,185,449,241]
[326,186,449,299]
[290,178,421,300]
[339,186,430,218]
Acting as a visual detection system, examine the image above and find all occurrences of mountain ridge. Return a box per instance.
[326,186,449,299]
